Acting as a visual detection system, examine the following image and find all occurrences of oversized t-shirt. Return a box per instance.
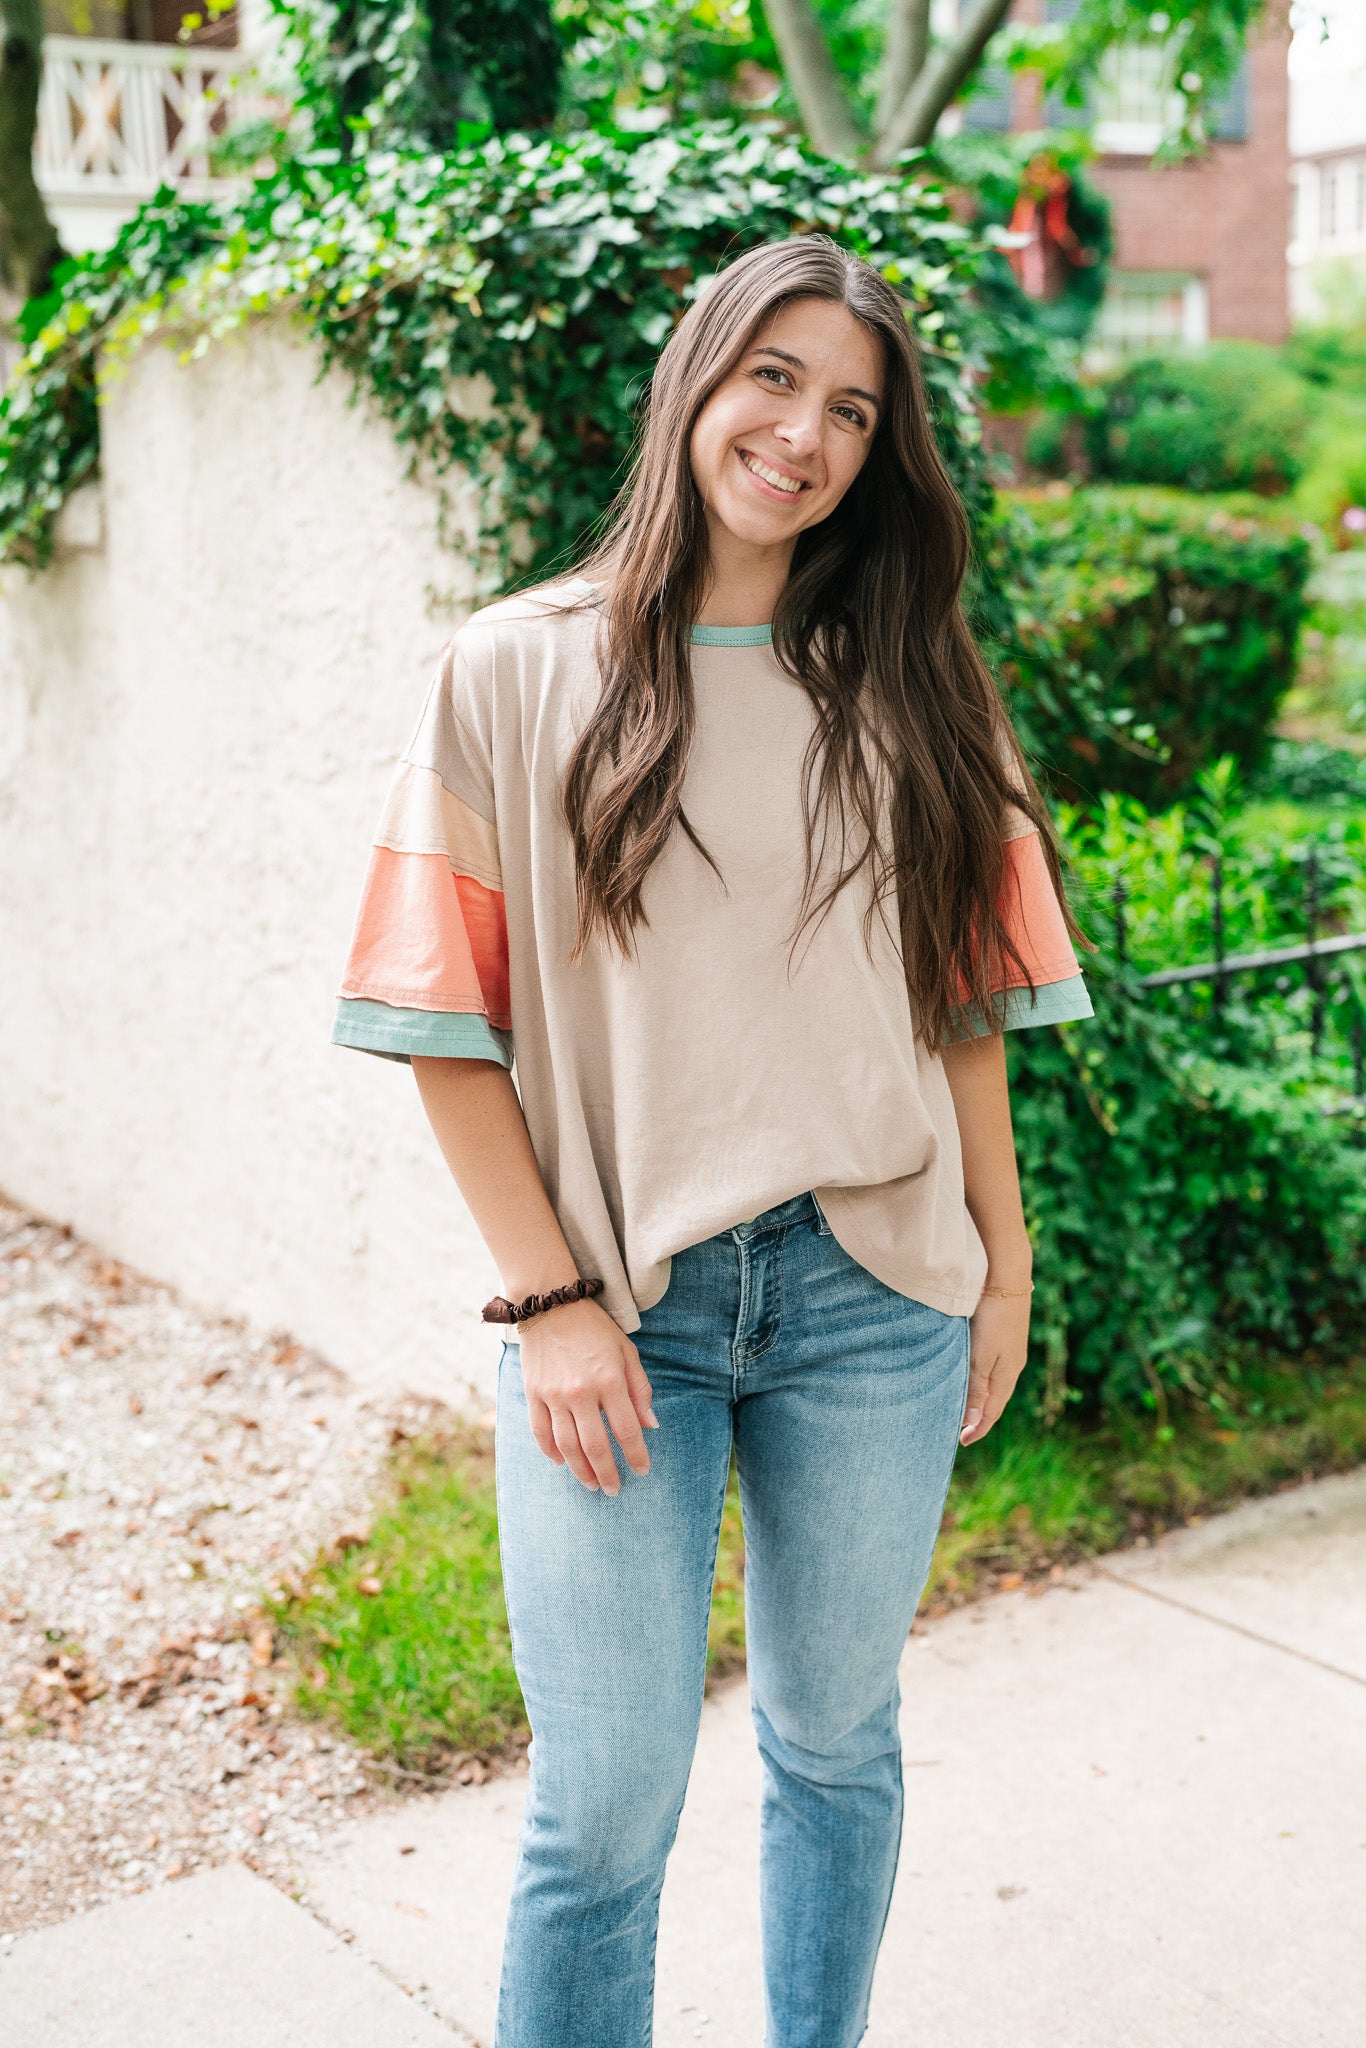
[332,580,1092,1332]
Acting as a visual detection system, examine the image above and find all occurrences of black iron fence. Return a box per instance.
[1112,844,1366,1109]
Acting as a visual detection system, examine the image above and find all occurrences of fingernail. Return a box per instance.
[645,1408,659,1429]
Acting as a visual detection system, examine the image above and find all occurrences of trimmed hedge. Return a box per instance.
[998,487,1312,805]
[1087,343,1312,497]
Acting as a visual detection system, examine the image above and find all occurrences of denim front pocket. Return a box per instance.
[809,1190,834,1236]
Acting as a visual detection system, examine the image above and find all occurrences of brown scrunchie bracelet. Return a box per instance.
[482,1276,605,1326]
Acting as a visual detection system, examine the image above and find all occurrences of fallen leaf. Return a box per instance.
[127,1393,144,1417]
[249,1626,274,1668]
[394,1900,429,1920]
[998,1572,1024,1592]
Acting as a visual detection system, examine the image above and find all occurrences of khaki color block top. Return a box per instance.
[332,582,1092,1331]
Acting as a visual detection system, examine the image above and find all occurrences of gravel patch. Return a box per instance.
[0,1195,452,1940]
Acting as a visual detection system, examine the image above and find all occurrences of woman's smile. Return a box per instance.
[736,448,813,499]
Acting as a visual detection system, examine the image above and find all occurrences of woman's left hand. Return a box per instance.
[959,1290,1031,1446]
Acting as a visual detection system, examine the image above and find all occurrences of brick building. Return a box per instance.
[959,1,1292,356]
[1087,22,1291,353]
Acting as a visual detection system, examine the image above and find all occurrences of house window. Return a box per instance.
[1321,163,1338,241]
[1089,272,1209,363]
[1092,44,1183,154]
[1092,40,1250,156]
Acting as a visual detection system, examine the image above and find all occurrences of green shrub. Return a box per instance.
[1088,343,1312,496]
[1023,410,1073,477]
[998,486,1312,803]
[1249,738,1366,809]
[1019,768,1366,1420]
[1283,322,1366,392]
[1292,388,1366,544]
[1013,960,1366,1422]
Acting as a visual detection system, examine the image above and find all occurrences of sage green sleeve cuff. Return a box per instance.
[331,997,514,1068]
[947,973,1094,1041]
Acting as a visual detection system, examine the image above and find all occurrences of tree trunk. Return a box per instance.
[762,0,866,161]
[874,0,931,138]
[872,0,1017,166]
[0,0,64,319]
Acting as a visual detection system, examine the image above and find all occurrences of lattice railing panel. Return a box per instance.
[36,35,245,201]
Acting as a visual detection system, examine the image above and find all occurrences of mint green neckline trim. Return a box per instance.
[690,622,773,646]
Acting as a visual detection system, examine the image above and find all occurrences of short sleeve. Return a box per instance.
[946,724,1093,1041]
[330,636,513,1069]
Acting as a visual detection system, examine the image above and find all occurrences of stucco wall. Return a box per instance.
[0,322,511,1404]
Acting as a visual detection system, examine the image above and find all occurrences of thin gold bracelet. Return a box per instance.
[981,1282,1034,1298]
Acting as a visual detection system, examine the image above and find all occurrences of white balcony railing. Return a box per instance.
[36,35,253,249]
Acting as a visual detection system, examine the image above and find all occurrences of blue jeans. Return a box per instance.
[493,1190,972,2048]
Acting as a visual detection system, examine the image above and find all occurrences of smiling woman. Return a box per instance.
[329,236,1093,2047]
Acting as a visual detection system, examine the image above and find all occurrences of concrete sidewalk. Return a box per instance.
[4,1472,1364,2046]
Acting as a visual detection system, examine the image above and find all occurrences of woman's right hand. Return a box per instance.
[518,1298,658,1494]
[406,1058,654,1492]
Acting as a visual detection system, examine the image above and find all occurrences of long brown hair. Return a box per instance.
[558,236,1086,1052]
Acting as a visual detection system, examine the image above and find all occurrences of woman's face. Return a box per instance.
[688,295,886,554]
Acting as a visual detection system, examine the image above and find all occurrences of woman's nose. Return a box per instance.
[775,407,823,457]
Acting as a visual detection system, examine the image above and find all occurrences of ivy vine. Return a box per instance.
[0,120,1044,587]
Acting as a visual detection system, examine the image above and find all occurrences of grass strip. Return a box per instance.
[268,1348,1366,1771]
